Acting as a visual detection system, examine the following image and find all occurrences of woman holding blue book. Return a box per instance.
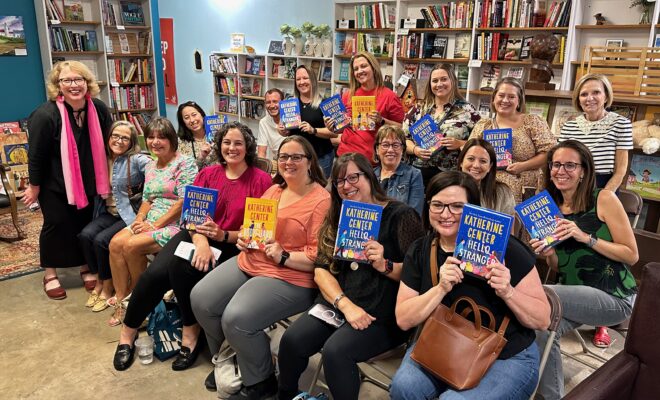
[469,77,556,202]
[532,140,638,400]
[391,171,550,400]
[112,122,272,372]
[277,152,425,400]
[177,100,218,169]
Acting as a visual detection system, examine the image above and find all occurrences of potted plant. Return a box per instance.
[290,27,304,56]
[313,23,332,58]
[301,22,316,56]
[630,0,653,24]
[280,24,294,55]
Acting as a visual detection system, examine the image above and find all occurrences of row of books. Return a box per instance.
[215,76,238,95]
[416,2,475,29]
[397,33,450,59]
[45,0,85,22]
[116,111,152,134]
[477,0,571,28]
[244,57,264,76]
[103,0,146,26]
[474,33,532,61]
[271,58,297,80]
[107,58,153,83]
[350,3,396,29]
[217,96,239,115]
[105,32,151,55]
[335,32,394,58]
[239,99,266,119]
[239,77,263,97]
[50,27,98,52]
[110,85,155,110]
[210,55,238,74]
[402,62,469,94]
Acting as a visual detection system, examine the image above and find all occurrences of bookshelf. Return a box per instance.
[33,0,160,133]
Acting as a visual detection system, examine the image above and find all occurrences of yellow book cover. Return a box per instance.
[242,197,278,250]
[351,96,376,130]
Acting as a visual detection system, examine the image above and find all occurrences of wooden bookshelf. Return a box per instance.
[106,53,152,58]
[575,24,652,30]
[336,28,395,33]
[239,73,265,79]
[478,60,564,67]
[475,27,569,32]
[398,57,469,63]
[115,81,154,86]
[104,25,150,30]
[241,95,264,101]
[52,51,104,55]
[336,54,392,62]
[52,20,101,25]
[405,28,472,33]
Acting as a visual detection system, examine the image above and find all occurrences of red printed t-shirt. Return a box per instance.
[337,86,405,162]
[193,164,272,231]
[237,183,331,288]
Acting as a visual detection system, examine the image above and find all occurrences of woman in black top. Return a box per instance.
[279,65,337,178]
[25,60,113,300]
[277,153,425,400]
[390,171,550,400]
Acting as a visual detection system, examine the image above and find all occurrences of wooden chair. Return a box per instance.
[0,163,25,241]
[255,157,275,176]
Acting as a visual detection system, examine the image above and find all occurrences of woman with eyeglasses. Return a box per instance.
[25,61,113,300]
[403,64,481,186]
[177,101,218,169]
[373,125,424,214]
[457,138,515,216]
[277,152,425,400]
[532,140,637,400]
[326,51,405,163]
[79,121,152,311]
[279,65,337,177]
[191,136,330,398]
[469,77,556,202]
[107,117,198,327]
[390,171,550,400]
[112,122,271,372]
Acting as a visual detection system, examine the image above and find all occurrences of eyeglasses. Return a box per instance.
[379,142,403,151]
[110,134,131,143]
[277,153,309,163]
[333,172,365,187]
[428,201,465,214]
[59,77,86,86]
[549,162,582,172]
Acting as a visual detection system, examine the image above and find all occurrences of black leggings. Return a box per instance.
[277,310,407,400]
[123,229,239,328]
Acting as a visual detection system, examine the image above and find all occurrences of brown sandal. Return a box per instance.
[108,303,126,327]
[43,276,67,300]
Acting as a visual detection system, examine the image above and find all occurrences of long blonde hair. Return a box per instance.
[46,61,100,100]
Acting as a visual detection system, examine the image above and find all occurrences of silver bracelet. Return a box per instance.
[332,293,346,309]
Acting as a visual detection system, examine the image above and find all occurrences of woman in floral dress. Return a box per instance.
[107,117,197,326]
[403,64,481,186]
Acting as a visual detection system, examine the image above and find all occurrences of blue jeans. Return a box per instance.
[535,284,635,400]
[390,342,540,400]
[317,150,334,179]
[78,213,126,280]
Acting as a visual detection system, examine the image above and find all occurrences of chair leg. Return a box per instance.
[530,331,556,400]
[559,329,609,370]
[308,354,324,394]
[358,363,391,391]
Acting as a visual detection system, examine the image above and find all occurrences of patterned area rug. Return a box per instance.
[0,206,42,281]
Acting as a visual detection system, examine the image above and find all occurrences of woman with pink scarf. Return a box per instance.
[25,61,113,300]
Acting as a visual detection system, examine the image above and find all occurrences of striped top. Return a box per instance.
[558,112,633,174]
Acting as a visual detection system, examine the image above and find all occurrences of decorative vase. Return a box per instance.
[640,6,650,24]
[294,37,304,56]
[314,37,324,57]
[304,36,316,56]
[322,38,333,58]
[283,37,293,56]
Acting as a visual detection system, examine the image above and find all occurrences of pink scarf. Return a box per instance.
[57,94,110,209]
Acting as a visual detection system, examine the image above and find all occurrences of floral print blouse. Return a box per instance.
[403,99,481,170]
[179,138,218,170]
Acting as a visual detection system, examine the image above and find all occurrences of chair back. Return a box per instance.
[544,286,562,332]
[255,157,274,175]
[617,189,643,229]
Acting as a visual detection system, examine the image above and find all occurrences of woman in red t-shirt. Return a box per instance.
[327,51,404,163]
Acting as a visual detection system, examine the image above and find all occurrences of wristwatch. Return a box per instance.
[587,234,597,248]
[383,259,394,275]
[222,230,230,243]
[279,250,290,267]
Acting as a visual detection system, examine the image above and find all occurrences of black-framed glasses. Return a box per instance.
[378,142,403,151]
[549,162,582,172]
[59,77,86,86]
[333,172,365,187]
[428,201,465,214]
[277,153,309,163]
[110,134,131,143]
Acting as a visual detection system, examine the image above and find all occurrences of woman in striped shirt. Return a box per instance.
[558,74,633,191]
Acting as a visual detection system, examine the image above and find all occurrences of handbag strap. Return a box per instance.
[430,236,439,287]
[126,155,133,196]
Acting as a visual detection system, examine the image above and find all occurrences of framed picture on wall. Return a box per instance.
[0,16,27,56]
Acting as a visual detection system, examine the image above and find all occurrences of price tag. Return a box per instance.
[116,25,125,30]
[398,28,409,35]
[468,59,483,68]
[50,19,60,25]
[111,82,120,87]
[403,19,418,29]
[397,74,410,87]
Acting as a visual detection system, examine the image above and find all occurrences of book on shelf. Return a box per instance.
[454,33,471,59]
[455,204,514,279]
[239,77,252,95]
[120,1,145,26]
[351,96,376,131]
[45,0,64,21]
[284,58,297,80]
[321,65,332,82]
[520,36,533,60]
[63,0,84,21]
[477,99,492,118]
[515,190,565,248]
[228,97,238,114]
[252,79,262,96]
[138,31,151,54]
[456,65,468,90]
[279,98,302,129]
[320,95,350,131]
[240,99,266,119]
[0,122,21,134]
[180,186,219,231]
[505,66,525,80]
[333,200,384,264]
[409,114,442,152]
[417,3,474,29]
[526,101,550,121]
[503,36,523,61]
[209,54,237,74]
[338,59,350,82]
[477,0,570,28]
[479,65,500,91]
[626,154,660,201]
[242,197,278,250]
[204,115,228,142]
[352,2,395,29]
[483,128,513,169]
[550,99,580,136]
[431,36,448,59]
[271,58,282,78]
[84,30,98,51]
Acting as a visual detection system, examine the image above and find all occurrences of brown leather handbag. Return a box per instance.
[410,237,510,390]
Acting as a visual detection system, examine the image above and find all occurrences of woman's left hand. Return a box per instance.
[264,239,285,263]
[485,260,513,299]
[299,121,314,134]
[199,142,212,160]
[439,137,461,150]
[196,218,222,241]
[131,220,153,234]
[368,111,383,126]
[555,218,590,243]
[364,239,386,272]
[505,162,525,175]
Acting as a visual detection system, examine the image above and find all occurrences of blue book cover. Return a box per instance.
[279,98,302,129]
[483,128,513,169]
[455,204,513,278]
[334,200,384,264]
[338,60,350,81]
[85,30,98,51]
[204,115,228,142]
[515,190,564,248]
[320,94,350,130]
[409,114,442,151]
[180,186,219,231]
